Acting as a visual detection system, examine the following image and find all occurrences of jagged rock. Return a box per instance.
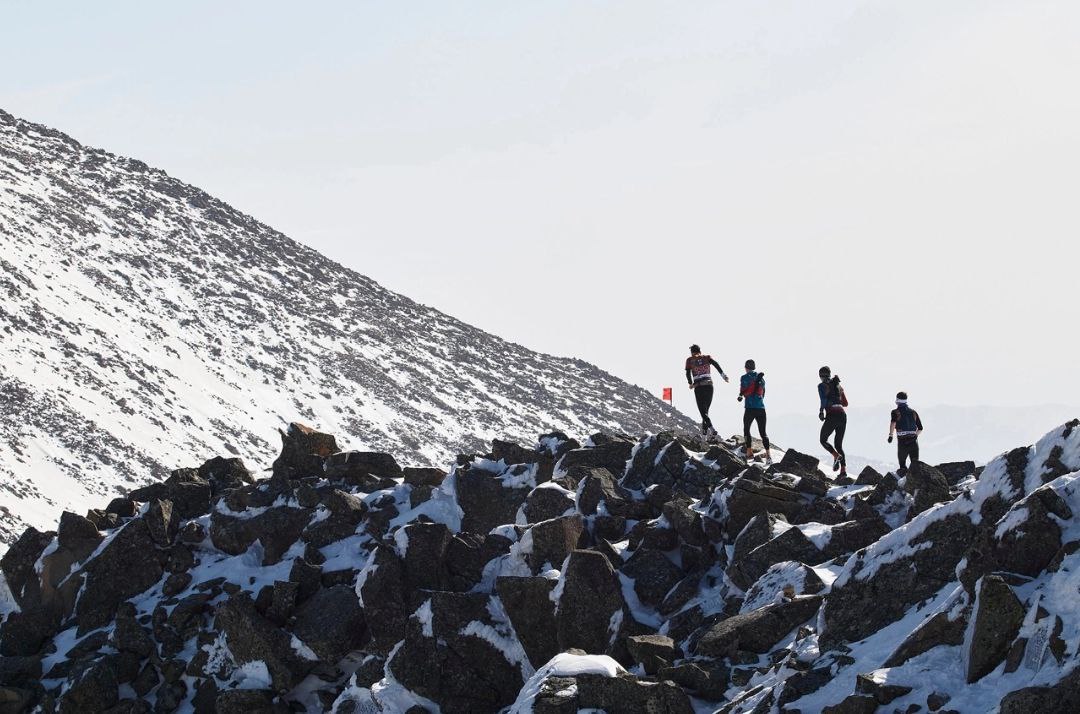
[400,522,452,590]
[75,519,163,635]
[145,499,179,547]
[823,694,878,713]
[732,513,783,563]
[904,462,952,515]
[291,585,367,662]
[527,515,584,573]
[214,594,315,691]
[496,576,559,669]
[58,510,102,559]
[215,689,277,713]
[999,667,1080,713]
[578,467,636,517]
[967,575,1025,683]
[659,661,730,701]
[0,601,62,656]
[271,422,339,480]
[456,464,532,535]
[210,505,312,565]
[662,500,708,547]
[59,661,118,714]
[935,461,977,486]
[359,545,407,654]
[703,444,747,478]
[626,634,676,675]
[883,610,967,667]
[778,449,820,477]
[0,687,35,714]
[729,527,825,590]
[197,456,254,494]
[324,450,402,482]
[993,489,1066,577]
[389,592,525,714]
[821,513,977,648]
[694,595,823,657]
[575,673,694,713]
[741,562,825,613]
[403,466,447,487]
[854,466,882,486]
[723,477,805,536]
[131,470,213,520]
[162,573,192,597]
[112,604,154,657]
[557,440,634,476]
[621,548,682,608]
[556,550,625,653]
[855,672,913,703]
[524,484,576,524]
[1,526,54,607]
[822,517,891,559]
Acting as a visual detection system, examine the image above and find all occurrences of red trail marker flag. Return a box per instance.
[662,387,673,402]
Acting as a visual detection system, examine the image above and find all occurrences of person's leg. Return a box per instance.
[743,410,754,455]
[700,385,714,432]
[897,440,907,470]
[693,385,709,432]
[911,439,920,466]
[820,418,838,457]
[757,410,770,451]
[834,413,847,463]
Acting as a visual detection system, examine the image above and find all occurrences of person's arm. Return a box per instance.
[709,357,729,382]
[685,367,693,386]
[818,384,827,419]
[915,411,924,436]
[888,410,897,442]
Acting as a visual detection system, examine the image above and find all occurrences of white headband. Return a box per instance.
[896,398,907,405]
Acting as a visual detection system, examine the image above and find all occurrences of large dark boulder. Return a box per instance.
[993,488,1068,577]
[999,667,1080,713]
[496,576,559,669]
[214,594,315,691]
[621,548,682,608]
[198,456,254,494]
[557,440,634,476]
[291,585,367,662]
[145,499,179,547]
[778,449,820,478]
[358,545,407,654]
[456,464,532,535]
[694,595,823,657]
[723,477,806,536]
[883,610,967,668]
[577,468,636,517]
[271,422,338,481]
[301,489,368,548]
[210,506,312,565]
[556,550,625,653]
[403,466,447,487]
[399,522,452,590]
[728,526,825,590]
[389,592,525,714]
[967,576,1024,683]
[523,484,576,524]
[822,517,891,559]
[129,470,213,520]
[904,462,952,515]
[526,515,584,574]
[0,601,62,656]
[935,460,977,486]
[575,673,694,713]
[821,513,977,648]
[75,519,163,635]
[324,450,402,481]
[58,661,118,714]
[1,526,54,607]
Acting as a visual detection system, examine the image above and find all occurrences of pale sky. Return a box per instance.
[3,0,1079,428]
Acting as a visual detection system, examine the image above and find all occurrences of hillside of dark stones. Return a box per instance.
[2,418,1080,713]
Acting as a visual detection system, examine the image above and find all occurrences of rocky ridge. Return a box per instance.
[2,417,1080,712]
[0,107,693,544]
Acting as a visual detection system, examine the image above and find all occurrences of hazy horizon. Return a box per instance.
[3,0,1079,424]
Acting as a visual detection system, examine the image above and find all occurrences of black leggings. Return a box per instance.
[820,411,846,460]
[743,409,769,451]
[898,438,919,470]
[694,384,714,432]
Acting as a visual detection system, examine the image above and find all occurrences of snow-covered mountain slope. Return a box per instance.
[0,107,693,544]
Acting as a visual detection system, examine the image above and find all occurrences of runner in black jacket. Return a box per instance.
[888,391,924,472]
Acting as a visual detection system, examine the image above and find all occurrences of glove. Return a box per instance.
[722,374,730,383]
[887,435,894,444]
[818,410,826,422]
[737,395,743,402]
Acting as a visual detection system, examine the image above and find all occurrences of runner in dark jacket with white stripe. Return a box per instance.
[888,391,924,472]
